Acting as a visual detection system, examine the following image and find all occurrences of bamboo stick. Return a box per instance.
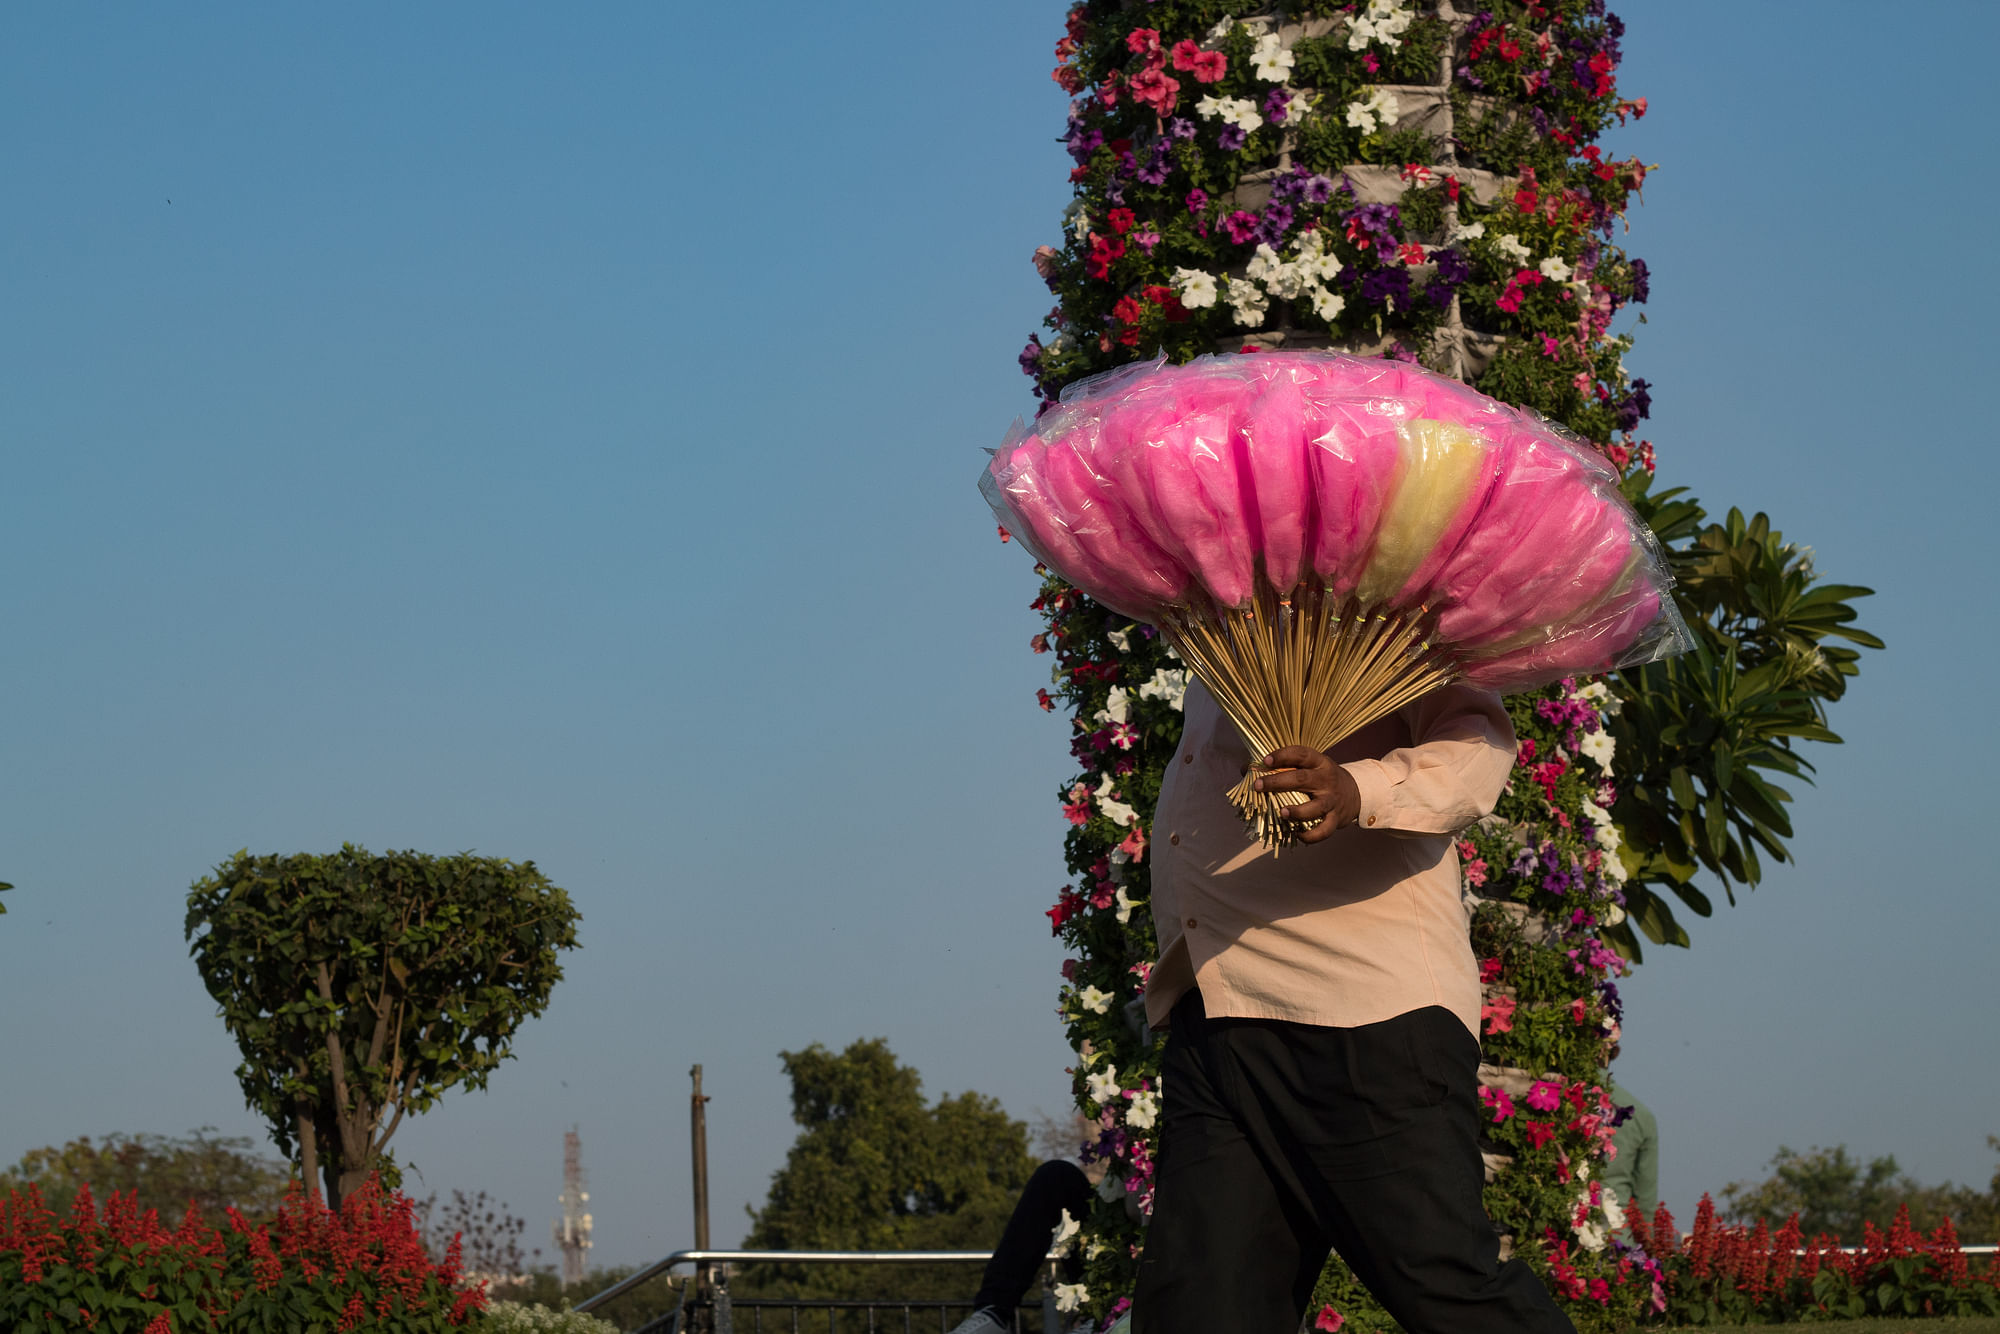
[1166,580,1464,851]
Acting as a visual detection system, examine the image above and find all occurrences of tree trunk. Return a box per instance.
[296,1103,322,1205]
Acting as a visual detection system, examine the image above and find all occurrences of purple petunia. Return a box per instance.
[1269,166,1337,205]
[1344,202,1403,258]
[1433,246,1471,286]
[1134,139,1173,185]
[1168,116,1196,141]
[1217,124,1247,152]
[1629,256,1650,303]
[1257,202,1295,245]
[1222,210,1261,245]
[1018,336,1043,376]
[1358,266,1412,307]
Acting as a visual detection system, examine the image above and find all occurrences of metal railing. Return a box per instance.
[580,1248,1072,1333]
[635,1297,1033,1334]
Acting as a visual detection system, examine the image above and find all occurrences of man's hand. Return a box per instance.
[1252,747,1361,844]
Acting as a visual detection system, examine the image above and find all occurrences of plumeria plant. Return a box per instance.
[1009,3,1876,1332]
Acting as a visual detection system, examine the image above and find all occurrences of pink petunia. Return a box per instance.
[1171,40,1227,82]
[1314,1307,1345,1332]
[1118,825,1148,863]
[1525,1080,1563,1113]
[1479,1086,1516,1122]
[1481,994,1516,1035]
[1128,64,1181,115]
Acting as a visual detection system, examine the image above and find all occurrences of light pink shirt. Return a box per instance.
[1146,678,1517,1037]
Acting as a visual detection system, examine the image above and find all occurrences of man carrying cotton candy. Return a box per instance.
[982,351,1686,1334]
[1132,677,1576,1334]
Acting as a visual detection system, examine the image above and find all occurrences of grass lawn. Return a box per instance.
[1667,1322,2000,1333]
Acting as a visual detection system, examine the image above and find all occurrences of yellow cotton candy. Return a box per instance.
[1354,419,1489,606]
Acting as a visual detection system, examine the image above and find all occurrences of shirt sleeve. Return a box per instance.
[1338,684,1517,835]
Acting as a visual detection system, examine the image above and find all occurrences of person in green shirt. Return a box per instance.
[1601,1031,1659,1233]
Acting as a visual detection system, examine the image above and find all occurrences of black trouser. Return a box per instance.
[973,1159,1094,1320]
[1132,990,1576,1334]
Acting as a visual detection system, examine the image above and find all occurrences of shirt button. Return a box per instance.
[1181,752,1193,764]
[1168,833,1180,845]
[1366,815,1377,826]
[1186,918,1198,930]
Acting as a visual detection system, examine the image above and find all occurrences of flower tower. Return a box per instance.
[1015,3,1665,1329]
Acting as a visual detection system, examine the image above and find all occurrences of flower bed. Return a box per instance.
[0,1177,486,1332]
[1633,1199,2000,1326]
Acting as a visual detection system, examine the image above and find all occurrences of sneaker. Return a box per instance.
[947,1310,1009,1334]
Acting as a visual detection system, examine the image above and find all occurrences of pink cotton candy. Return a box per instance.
[1430,432,1633,647]
[1462,584,1665,691]
[985,438,1098,593]
[1235,365,1315,590]
[1093,373,1259,609]
[1299,394,1405,598]
[978,349,1688,684]
[1043,429,1190,614]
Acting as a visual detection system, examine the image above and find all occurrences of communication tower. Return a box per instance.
[553,1126,593,1286]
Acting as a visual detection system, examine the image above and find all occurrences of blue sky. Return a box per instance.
[3,2,1995,1274]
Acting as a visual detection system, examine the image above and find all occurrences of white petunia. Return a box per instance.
[1225,275,1270,327]
[1349,0,1416,50]
[1594,820,1624,863]
[1052,1209,1082,1257]
[1310,287,1347,322]
[1282,89,1312,120]
[1054,1283,1090,1314]
[1250,32,1295,81]
[1539,255,1573,282]
[1076,984,1114,1015]
[1196,94,1264,131]
[1085,1065,1121,1105]
[1294,229,1345,283]
[1093,686,1132,726]
[1578,728,1615,773]
[1093,774,1138,828]
[1114,886,1134,924]
[1245,243,1308,300]
[1045,330,1075,356]
[1493,232,1532,264]
[1173,267,1219,309]
[1343,86,1401,136]
[1125,1089,1160,1130]
[1106,626,1133,653]
[1447,220,1487,244]
[1602,1192,1627,1233]
[1139,667,1189,710]
[1064,198,1090,242]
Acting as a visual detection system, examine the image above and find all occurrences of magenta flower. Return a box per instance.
[1526,1080,1563,1113]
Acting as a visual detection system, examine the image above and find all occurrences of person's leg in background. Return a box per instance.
[957,1157,1096,1330]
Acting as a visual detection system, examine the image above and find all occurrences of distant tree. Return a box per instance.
[185,845,580,1208]
[741,1038,1038,1301]
[1723,1139,2000,1243]
[417,1188,541,1287]
[0,1128,289,1226]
